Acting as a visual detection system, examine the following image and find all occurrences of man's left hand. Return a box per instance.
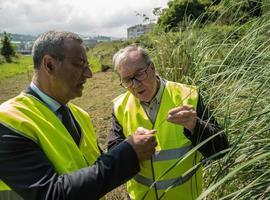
[167,105,197,133]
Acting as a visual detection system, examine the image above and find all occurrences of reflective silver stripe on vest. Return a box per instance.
[152,145,192,162]
[134,145,196,190]
[134,170,195,190]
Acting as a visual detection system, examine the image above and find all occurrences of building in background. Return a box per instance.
[127,23,155,39]
[82,37,98,48]
[0,33,35,55]
[82,35,112,48]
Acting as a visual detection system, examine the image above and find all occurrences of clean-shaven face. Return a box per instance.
[118,50,158,102]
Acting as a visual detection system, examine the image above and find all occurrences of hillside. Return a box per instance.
[0,33,36,41]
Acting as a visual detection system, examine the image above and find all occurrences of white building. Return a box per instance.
[13,40,33,55]
[83,38,98,48]
[127,23,155,39]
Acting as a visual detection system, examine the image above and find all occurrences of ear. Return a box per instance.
[42,55,57,74]
[150,62,155,73]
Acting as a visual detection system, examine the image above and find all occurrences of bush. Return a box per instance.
[1,32,15,62]
[158,0,209,31]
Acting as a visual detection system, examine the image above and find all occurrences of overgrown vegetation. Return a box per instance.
[88,40,131,72]
[157,0,263,31]
[130,0,270,199]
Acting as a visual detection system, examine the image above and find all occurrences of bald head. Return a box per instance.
[113,46,152,73]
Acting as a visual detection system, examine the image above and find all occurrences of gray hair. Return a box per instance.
[113,46,152,72]
[32,30,83,69]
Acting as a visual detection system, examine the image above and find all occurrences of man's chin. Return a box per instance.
[70,90,83,100]
[76,86,84,95]
[77,91,83,97]
[137,95,151,102]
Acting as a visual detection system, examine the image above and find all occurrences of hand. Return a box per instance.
[167,105,197,133]
[126,127,157,162]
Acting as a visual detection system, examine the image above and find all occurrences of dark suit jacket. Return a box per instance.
[0,88,139,200]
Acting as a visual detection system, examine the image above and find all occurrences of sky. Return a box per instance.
[0,0,169,38]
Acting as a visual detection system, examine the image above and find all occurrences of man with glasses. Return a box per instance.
[107,46,229,199]
[0,32,157,200]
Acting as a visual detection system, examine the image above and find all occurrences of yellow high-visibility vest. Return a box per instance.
[113,81,203,200]
[0,93,101,196]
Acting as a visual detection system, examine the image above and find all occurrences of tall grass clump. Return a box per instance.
[88,40,130,71]
[145,2,270,199]
[195,13,270,200]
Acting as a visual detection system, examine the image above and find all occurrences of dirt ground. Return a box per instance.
[0,71,127,199]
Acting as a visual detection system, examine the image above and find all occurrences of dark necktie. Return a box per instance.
[57,105,81,145]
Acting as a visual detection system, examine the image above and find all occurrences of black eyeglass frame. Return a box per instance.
[120,64,151,89]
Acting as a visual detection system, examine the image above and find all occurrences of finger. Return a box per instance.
[167,117,189,124]
[168,110,186,120]
[167,114,189,122]
[168,110,196,119]
[137,127,149,132]
[168,107,182,115]
[135,127,149,135]
[167,111,196,124]
[145,129,156,135]
[181,105,194,110]
[168,105,195,115]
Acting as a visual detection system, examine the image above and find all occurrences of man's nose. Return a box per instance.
[84,67,92,78]
[132,78,141,88]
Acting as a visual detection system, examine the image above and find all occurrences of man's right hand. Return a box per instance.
[126,127,157,162]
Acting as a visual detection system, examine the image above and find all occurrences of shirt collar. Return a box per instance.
[30,82,61,113]
[140,76,166,106]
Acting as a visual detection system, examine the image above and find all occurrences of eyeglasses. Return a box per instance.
[120,64,150,89]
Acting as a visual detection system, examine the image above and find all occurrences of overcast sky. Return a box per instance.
[0,0,169,38]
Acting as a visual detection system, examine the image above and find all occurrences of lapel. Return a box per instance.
[23,86,82,136]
